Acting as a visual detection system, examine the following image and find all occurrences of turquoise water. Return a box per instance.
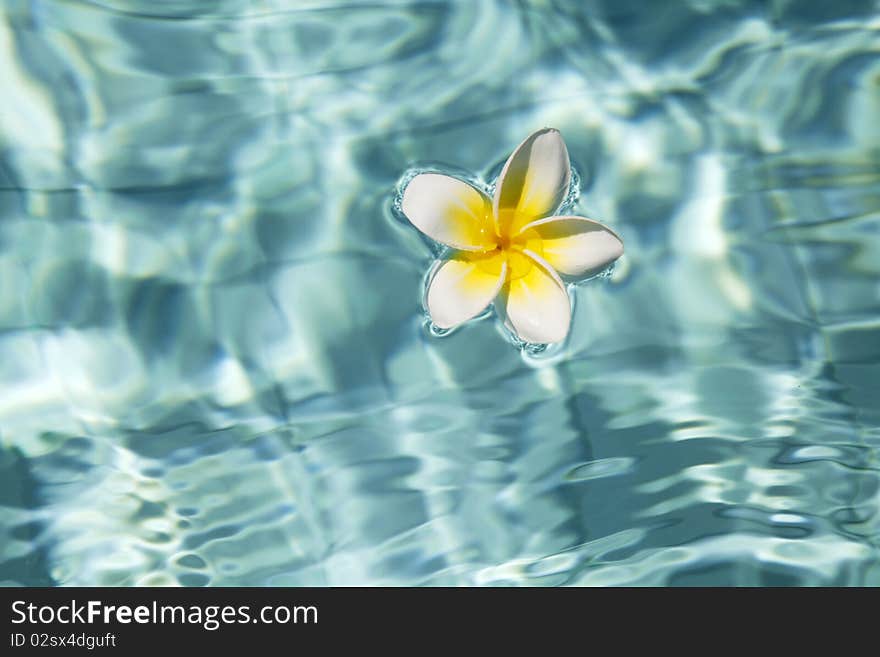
[1,0,879,586]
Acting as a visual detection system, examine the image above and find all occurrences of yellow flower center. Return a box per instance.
[469,226,543,281]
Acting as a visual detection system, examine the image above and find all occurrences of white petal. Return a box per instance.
[493,128,571,234]
[519,215,624,277]
[497,250,571,344]
[401,173,495,251]
[426,254,507,329]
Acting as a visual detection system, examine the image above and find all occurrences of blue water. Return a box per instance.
[1,0,879,586]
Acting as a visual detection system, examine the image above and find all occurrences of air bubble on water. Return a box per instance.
[422,315,455,340]
[427,321,453,338]
[521,340,568,367]
[497,322,570,367]
[572,261,616,286]
[497,320,560,361]
[560,166,582,213]
[523,341,549,356]
[596,262,616,280]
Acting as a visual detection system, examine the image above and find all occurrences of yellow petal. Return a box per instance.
[493,128,571,236]
[401,173,495,251]
[518,215,624,277]
[497,250,571,343]
[426,252,507,329]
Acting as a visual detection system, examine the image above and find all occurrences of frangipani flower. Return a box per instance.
[400,128,624,344]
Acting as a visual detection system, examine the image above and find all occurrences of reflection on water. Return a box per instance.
[1,0,878,585]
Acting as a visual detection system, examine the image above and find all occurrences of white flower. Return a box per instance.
[401,128,624,344]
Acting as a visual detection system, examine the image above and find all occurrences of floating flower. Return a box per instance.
[400,128,624,344]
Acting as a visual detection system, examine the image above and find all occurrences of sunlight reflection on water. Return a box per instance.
[0,0,878,586]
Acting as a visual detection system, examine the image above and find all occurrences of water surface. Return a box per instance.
[1,0,879,585]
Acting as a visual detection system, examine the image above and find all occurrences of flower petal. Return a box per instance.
[518,215,624,277]
[493,128,571,235]
[426,252,507,329]
[401,173,495,251]
[497,250,571,344]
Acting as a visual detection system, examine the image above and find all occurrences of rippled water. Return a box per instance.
[1,0,879,586]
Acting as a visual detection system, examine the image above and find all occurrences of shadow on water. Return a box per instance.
[0,447,54,585]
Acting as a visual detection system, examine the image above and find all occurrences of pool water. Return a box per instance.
[1,0,878,586]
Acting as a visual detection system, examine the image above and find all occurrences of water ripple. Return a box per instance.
[1,0,878,585]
